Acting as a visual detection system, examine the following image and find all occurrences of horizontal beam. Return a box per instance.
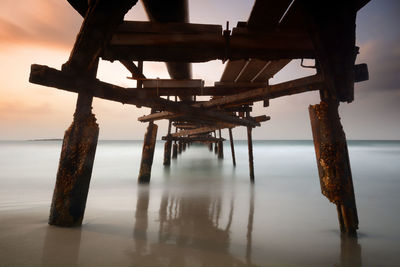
[143,79,204,88]
[102,21,314,62]
[29,64,259,127]
[171,115,270,137]
[162,136,225,142]
[138,75,323,122]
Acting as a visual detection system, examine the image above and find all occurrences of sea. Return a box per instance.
[0,140,399,266]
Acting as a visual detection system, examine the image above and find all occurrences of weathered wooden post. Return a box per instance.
[309,100,358,236]
[163,120,172,166]
[183,142,187,152]
[228,128,236,166]
[214,131,218,154]
[300,0,362,236]
[49,92,99,227]
[46,0,138,226]
[138,121,158,183]
[208,142,213,151]
[217,129,224,159]
[172,142,178,159]
[178,141,183,154]
[247,126,255,183]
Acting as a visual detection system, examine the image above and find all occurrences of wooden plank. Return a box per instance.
[247,0,293,31]
[116,20,222,34]
[236,59,269,82]
[162,136,225,142]
[220,60,248,82]
[252,59,291,82]
[29,64,259,127]
[142,79,204,88]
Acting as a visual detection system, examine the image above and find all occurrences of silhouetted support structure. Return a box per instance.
[228,128,236,166]
[28,0,370,236]
[172,142,178,159]
[208,142,213,151]
[49,92,99,226]
[309,100,358,236]
[178,141,183,154]
[247,126,255,183]
[163,120,172,166]
[217,130,224,159]
[138,122,158,183]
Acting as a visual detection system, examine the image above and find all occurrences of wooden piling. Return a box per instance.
[163,120,172,166]
[214,131,218,154]
[309,100,358,236]
[49,93,99,227]
[208,142,213,151]
[218,129,224,159]
[178,141,183,154]
[228,128,236,166]
[172,142,178,159]
[138,122,158,183]
[247,126,254,183]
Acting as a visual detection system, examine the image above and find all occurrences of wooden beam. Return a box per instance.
[162,136,225,142]
[170,116,269,137]
[300,0,357,102]
[29,64,259,128]
[116,20,222,34]
[63,0,138,73]
[103,22,314,62]
[120,60,146,80]
[137,74,323,122]
[171,124,233,137]
[143,79,204,88]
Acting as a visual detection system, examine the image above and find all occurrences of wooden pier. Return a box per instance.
[29,0,369,236]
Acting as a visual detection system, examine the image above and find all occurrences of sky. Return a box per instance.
[0,0,399,140]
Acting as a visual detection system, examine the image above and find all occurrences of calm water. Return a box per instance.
[0,140,399,266]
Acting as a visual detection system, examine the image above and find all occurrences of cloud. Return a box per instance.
[0,0,82,49]
[0,100,54,119]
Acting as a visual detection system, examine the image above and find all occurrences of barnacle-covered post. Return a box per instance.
[309,100,358,236]
[48,0,138,226]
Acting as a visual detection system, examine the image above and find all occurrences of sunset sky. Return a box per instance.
[0,0,399,140]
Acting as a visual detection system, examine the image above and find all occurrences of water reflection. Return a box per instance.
[42,225,82,266]
[337,235,362,267]
[131,181,256,266]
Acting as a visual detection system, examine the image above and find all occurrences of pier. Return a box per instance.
[29,0,370,237]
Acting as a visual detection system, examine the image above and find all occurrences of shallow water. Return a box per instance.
[0,140,399,266]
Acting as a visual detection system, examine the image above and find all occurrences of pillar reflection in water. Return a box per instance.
[41,226,82,266]
[338,235,362,267]
[131,180,257,266]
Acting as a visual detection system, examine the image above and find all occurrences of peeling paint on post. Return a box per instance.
[309,100,358,236]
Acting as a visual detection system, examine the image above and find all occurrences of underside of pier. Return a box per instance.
[29,0,370,236]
